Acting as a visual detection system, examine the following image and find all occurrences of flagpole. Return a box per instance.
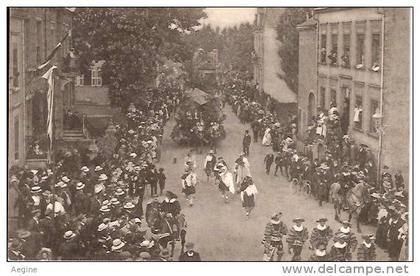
[51,70,56,222]
[43,66,57,222]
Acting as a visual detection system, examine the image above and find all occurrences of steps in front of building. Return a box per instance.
[63,129,86,140]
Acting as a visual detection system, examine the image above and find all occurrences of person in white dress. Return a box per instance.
[234,153,251,189]
[240,176,258,219]
[262,127,272,146]
[216,163,235,203]
[181,169,198,207]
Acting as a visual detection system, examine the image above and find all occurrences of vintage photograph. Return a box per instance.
[7,7,411,262]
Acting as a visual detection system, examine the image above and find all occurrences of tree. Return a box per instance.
[276,8,313,93]
[182,22,254,83]
[220,23,254,74]
[72,8,206,107]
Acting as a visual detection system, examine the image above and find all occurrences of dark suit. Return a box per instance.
[27,217,41,233]
[179,250,201,261]
[242,134,251,156]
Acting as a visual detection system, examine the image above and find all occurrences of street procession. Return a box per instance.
[7,7,411,263]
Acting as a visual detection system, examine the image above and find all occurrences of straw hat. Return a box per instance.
[97,223,108,232]
[17,230,31,239]
[98,174,108,181]
[115,188,125,196]
[31,186,42,193]
[123,202,135,209]
[76,182,85,190]
[94,184,104,194]
[55,181,65,188]
[293,218,305,223]
[100,205,111,212]
[63,231,76,240]
[111,239,125,251]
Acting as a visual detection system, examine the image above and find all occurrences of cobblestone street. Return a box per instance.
[158,106,386,261]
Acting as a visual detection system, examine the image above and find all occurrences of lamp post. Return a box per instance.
[372,109,383,191]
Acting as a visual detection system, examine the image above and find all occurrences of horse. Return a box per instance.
[153,212,187,257]
[346,183,371,232]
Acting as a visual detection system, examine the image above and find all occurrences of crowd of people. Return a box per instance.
[8,88,202,261]
[7,71,409,261]
[221,74,409,261]
[262,212,377,261]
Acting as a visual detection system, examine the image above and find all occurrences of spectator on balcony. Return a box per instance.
[328,50,337,65]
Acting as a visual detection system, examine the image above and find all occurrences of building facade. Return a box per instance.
[9,8,76,168]
[297,8,410,180]
[253,8,297,104]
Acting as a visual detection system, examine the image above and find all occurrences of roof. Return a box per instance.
[313,7,354,14]
[184,88,210,105]
[297,18,317,30]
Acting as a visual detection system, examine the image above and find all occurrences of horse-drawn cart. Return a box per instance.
[171,88,226,146]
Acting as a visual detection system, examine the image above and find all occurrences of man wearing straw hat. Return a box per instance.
[357,234,376,261]
[58,230,80,260]
[74,182,88,215]
[309,217,333,250]
[262,213,288,261]
[330,233,352,261]
[286,218,308,261]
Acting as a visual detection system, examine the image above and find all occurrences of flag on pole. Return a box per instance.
[37,30,71,70]
[42,65,57,151]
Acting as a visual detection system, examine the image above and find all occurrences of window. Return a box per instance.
[12,43,19,88]
[91,69,102,86]
[356,34,365,66]
[354,95,363,130]
[371,20,382,71]
[370,99,380,133]
[329,24,338,65]
[76,75,84,86]
[14,116,19,160]
[330,88,337,106]
[356,22,366,68]
[329,34,338,65]
[320,34,327,63]
[320,25,327,63]
[320,87,326,110]
[342,22,351,68]
[342,34,351,67]
[36,21,42,64]
[50,24,56,52]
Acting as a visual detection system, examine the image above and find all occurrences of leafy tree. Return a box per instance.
[220,23,254,74]
[276,8,313,93]
[182,22,254,84]
[72,8,206,107]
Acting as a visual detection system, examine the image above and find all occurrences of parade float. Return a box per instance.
[171,88,226,145]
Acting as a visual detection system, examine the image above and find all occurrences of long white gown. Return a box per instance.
[262,128,272,146]
[235,157,251,186]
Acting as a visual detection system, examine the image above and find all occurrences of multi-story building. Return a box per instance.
[296,8,411,180]
[8,8,78,168]
[253,8,297,104]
